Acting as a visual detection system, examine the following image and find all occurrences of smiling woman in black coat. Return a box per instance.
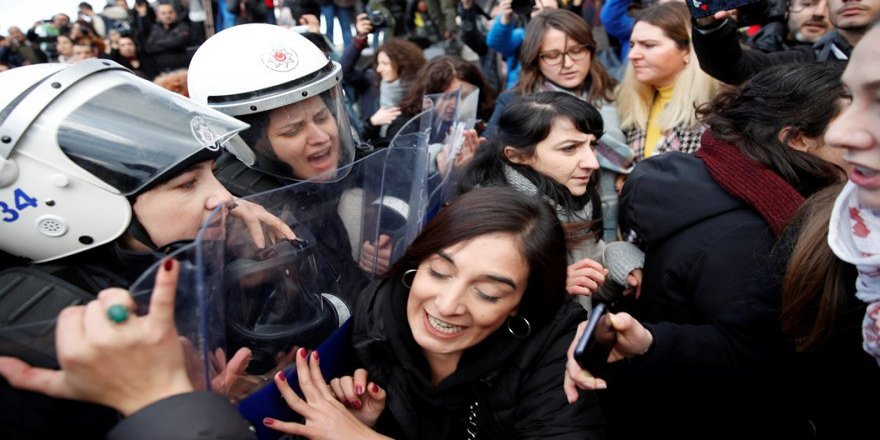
[265,187,605,439]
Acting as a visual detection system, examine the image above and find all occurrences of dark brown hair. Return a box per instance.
[782,182,853,352]
[387,187,568,328]
[398,56,498,122]
[697,63,846,196]
[514,9,615,104]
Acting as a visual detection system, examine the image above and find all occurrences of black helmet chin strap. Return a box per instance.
[126,215,158,251]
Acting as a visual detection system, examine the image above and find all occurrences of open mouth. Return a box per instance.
[307,147,335,170]
[425,312,466,335]
[850,164,880,189]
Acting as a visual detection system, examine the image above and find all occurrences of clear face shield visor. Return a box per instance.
[47,70,249,196]
[213,63,356,182]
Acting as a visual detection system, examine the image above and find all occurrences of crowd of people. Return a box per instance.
[0,0,879,439]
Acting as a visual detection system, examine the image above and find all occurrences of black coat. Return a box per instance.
[0,245,164,439]
[692,20,850,85]
[603,152,791,439]
[107,392,254,440]
[350,277,604,439]
[767,221,880,438]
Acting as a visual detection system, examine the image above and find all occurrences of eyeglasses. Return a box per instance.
[538,44,591,66]
[788,0,826,13]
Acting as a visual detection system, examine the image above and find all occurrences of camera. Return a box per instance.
[510,0,536,17]
[367,9,389,28]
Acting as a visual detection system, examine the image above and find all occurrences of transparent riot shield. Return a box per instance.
[383,83,481,226]
[0,223,225,393]
[225,142,439,400]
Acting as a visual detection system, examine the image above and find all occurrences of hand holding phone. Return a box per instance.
[686,0,763,20]
[573,303,617,371]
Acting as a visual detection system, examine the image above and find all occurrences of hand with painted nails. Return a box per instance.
[264,349,392,440]
[563,312,654,403]
[0,259,194,416]
[328,368,387,428]
[566,258,608,297]
[229,199,297,249]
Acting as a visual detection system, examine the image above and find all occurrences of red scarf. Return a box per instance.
[695,131,804,236]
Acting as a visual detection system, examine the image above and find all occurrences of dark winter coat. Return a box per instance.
[693,20,850,85]
[350,277,604,439]
[601,152,792,439]
[107,392,254,440]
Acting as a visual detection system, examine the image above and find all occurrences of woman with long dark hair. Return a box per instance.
[379,56,497,146]
[564,63,848,439]
[460,92,644,306]
[264,187,605,438]
[486,9,635,242]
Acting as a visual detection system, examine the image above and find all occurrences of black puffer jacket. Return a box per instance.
[602,152,787,439]
[350,277,604,440]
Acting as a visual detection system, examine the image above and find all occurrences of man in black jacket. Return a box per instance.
[144,3,191,74]
[748,0,832,52]
[691,0,878,84]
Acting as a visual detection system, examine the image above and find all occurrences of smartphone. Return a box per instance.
[573,303,616,371]
[685,0,765,19]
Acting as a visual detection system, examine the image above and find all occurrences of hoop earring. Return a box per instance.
[507,315,531,339]
[402,269,418,289]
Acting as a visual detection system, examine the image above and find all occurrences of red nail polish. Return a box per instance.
[356,385,363,396]
[277,371,286,382]
[263,418,274,426]
[371,383,379,393]
[352,400,362,409]
[312,350,319,361]
[163,258,173,271]
[299,348,307,359]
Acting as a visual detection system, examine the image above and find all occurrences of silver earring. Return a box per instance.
[402,269,417,289]
[507,315,531,339]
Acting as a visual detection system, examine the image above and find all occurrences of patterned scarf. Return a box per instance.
[539,80,590,101]
[695,130,805,236]
[828,181,880,364]
[502,164,593,227]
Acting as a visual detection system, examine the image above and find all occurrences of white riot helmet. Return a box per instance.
[189,24,356,181]
[0,59,248,263]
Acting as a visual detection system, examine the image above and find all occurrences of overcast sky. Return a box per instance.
[0,1,140,33]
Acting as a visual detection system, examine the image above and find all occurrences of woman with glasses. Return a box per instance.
[485,9,617,139]
[616,2,720,161]
[486,9,636,244]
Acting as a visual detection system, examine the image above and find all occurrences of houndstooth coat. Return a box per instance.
[625,124,706,162]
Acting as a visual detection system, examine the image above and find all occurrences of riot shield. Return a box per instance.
[0,134,439,426]
[226,142,440,397]
[384,83,481,225]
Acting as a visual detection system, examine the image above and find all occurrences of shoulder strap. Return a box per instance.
[213,152,284,197]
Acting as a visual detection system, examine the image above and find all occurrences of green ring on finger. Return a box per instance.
[107,304,129,324]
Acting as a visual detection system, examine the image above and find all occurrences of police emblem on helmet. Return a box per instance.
[190,116,220,150]
[261,47,299,72]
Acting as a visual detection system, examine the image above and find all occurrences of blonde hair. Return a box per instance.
[616,3,720,131]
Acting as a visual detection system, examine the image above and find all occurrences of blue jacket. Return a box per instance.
[486,20,525,90]
[600,0,633,61]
